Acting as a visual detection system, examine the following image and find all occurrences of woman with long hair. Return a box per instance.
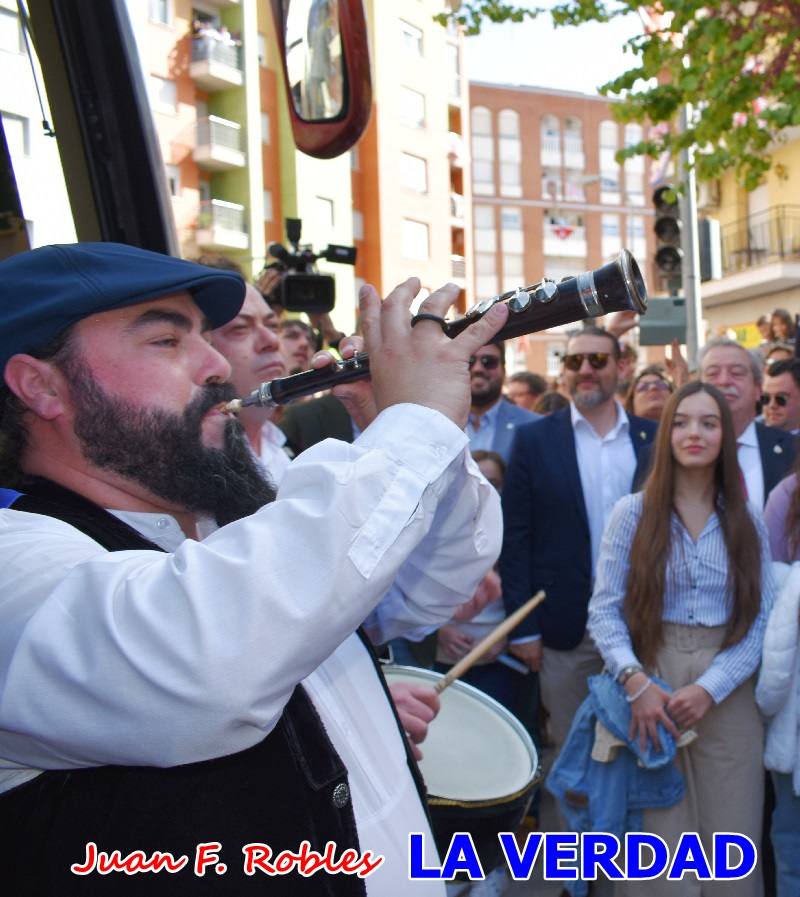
[589,381,775,895]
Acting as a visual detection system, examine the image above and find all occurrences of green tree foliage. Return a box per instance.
[436,2,800,189]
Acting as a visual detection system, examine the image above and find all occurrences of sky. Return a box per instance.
[465,5,643,97]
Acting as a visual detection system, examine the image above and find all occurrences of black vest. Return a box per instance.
[2,480,428,896]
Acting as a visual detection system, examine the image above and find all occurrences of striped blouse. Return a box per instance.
[588,491,775,704]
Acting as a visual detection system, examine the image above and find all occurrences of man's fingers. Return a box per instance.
[379,277,422,341]
[402,714,429,745]
[451,302,509,357]
[310,349,337,369]
[358,284,383,356]
[413,282,461,322]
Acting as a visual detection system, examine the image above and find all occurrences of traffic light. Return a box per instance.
[653,185,682,294]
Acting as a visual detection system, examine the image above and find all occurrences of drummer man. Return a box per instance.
[0,242,507,895]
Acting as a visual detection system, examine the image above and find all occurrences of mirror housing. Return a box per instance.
[270,0,372,159]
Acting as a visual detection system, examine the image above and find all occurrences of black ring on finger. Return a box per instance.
[411,312,447,331]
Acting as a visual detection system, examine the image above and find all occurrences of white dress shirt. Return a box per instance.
[257,417,291,484]
[737,419,764,509]
[571,400,637,573]
[0,404,501,895]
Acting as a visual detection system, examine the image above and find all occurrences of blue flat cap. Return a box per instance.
[0,242,245,372]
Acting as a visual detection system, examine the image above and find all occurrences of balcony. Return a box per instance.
[563,136,585,171]
[544,223,587,258]
[193,116,245,171]
[190,36,243,91]
[720,205,800,274]
[450,192,465,222]
[451,254,466,280]
[702,205,800,305]
[540,135,561,168]
[196,199,248,251]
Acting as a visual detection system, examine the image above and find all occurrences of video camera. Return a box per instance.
[262,217,356,314]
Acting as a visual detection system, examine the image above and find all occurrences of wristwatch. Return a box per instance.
[618,664,644,685]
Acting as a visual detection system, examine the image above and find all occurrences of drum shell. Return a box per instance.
[383,665,541,870]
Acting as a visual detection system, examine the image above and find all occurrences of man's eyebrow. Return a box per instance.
[125,309,195,333]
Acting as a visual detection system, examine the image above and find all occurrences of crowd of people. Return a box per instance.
[0,241,798,897]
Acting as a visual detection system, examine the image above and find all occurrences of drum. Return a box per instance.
[383,665,541,871]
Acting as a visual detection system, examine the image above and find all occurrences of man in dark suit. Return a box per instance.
[467,339,539,462]
[700,337,796,506]
[499,326,657,756]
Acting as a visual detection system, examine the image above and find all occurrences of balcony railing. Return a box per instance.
[721,205,800,275]
[194,115,245,170]
[190,36,243,90]
[450,192,465,220]
[451,254,466,278]
[192,36,242,69]
[196,199,248,250]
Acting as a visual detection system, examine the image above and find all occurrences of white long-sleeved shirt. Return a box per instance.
[0,404,501,894]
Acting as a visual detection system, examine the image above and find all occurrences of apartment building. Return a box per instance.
[468,81,656,377]
[697,128,800,344]
[123,0,472,335]
[0,0,76,257]
[354,0,473,313]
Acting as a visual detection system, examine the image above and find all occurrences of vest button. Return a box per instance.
[332,782,350,808]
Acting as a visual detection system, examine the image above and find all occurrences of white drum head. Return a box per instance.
[383,665,538,803]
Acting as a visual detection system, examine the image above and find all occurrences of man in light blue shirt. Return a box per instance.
[466,338,538,462]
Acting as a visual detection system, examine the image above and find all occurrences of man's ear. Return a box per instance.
[3,355,69,421]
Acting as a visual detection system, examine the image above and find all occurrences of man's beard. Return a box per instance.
[63,359,276,527]
[570,378,615,411]
[470,377,503,408]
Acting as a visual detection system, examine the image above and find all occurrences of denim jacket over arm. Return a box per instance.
[546,674,685,897]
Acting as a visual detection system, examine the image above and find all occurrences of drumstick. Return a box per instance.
[434,590,545,694]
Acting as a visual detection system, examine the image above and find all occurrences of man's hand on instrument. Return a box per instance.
[509,639,542,672]
[388,682,441,761]
[359,279,509,429]
[606,309,639,339]
[452,569,502,622]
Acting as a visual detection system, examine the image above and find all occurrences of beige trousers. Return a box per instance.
[618,623,764,897]
[541,630,605,753]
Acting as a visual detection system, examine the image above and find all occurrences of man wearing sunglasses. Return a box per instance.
[700,337,796,507]
[466,339,539,464]
[499,326,657,766]
[762,358,800,435]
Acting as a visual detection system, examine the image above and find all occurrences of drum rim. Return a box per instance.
[383,664,542,806]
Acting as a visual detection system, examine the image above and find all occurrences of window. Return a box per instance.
[261,111,270,144]
[400,87,425,128]
[400,152,427,193]
[473,205,496,252]
[0,7,22,53]
[501,206,523,253]
[402,219,429,260]
[541,114,561,160]
[400,20,423,56]
[474,205,498,297]
[1,111,29,157]
[263,189,273,222]
[471,106,494,195]
[498,110,521,197]
[148,0,171,25]
[148,75,177,114]
[353,210,364,241]
[257,33,267,67]
[165,164,180,197]
[602,213,622,259]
